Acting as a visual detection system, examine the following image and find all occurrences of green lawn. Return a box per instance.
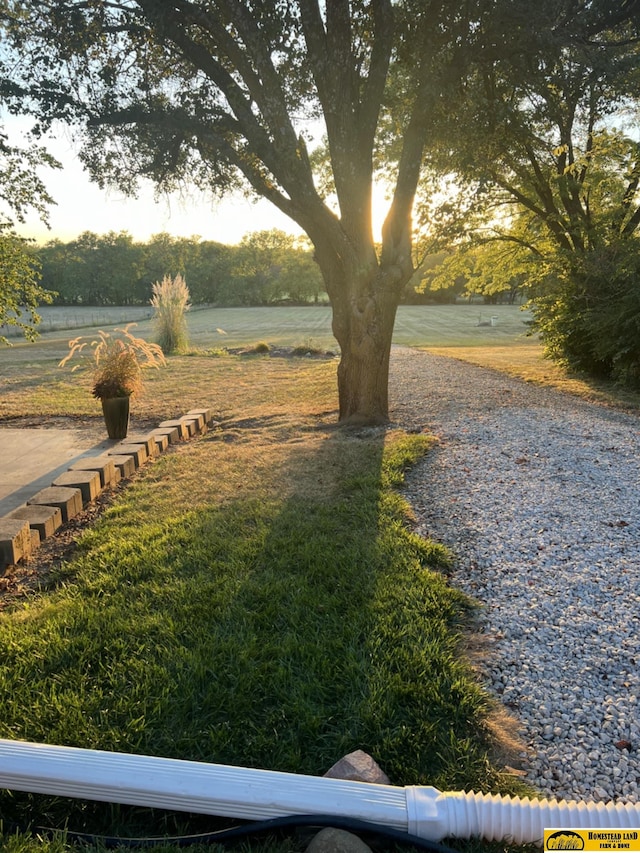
[0,343,531,853]
[5,301,629,853]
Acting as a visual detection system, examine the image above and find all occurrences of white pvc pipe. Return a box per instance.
[0,739,409,828]
[1,739,639,845]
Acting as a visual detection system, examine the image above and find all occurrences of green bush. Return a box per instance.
[530,241,640,387]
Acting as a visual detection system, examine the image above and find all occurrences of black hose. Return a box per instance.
[25,813,460,852]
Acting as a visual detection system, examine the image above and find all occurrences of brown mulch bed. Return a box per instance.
[229,345,338,359]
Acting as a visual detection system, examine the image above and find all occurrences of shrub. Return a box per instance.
[151,274,190,354]
[530,241,640,388]
[244,341,270,354]
[291,337,325,357]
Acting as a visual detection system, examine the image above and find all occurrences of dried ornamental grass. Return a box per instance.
[59,324,166,399]
[151,273,191,354]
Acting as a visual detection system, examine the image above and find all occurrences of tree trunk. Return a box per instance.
[330,270,401,425]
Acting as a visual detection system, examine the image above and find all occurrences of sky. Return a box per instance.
[7,116,304,246]
[7,114,395,248]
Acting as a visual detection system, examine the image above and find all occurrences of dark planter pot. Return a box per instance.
[101,396,130,440]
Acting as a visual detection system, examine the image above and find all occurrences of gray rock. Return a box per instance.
[305,827,373,853]
[323,750,390,785]
[392,347,640,804]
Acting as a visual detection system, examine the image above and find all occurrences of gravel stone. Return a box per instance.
[389,347,639,804]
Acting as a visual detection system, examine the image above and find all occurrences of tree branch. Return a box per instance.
[359,0,394,154]
[492,174,574,251]
[622,202,640,237]
[133,0,311,202]
[618,155,640,235]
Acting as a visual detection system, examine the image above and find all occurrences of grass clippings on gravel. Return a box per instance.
[423,342,640,411]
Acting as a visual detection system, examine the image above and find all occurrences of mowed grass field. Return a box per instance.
[2,302,532,365]
[3,302,637,415]
[186,303,534,349]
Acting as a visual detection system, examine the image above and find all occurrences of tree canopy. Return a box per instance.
[3,1,640,393]
[424,0,640,383]
[0,129,59,342]
[1,0,478,422]
[35,228,325,307]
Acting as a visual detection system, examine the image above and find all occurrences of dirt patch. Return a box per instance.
[0,413,104,431]
[228,345,338,359]
[0,477,135,611]
[0,414,159,433]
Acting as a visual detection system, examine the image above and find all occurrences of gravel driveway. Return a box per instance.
[389,346,639,804]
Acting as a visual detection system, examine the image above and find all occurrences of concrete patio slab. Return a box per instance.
[0,428,115,516]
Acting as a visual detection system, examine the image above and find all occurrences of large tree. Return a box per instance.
[423,0,640,383]
[8,2,638,401]
[2,0,473,423]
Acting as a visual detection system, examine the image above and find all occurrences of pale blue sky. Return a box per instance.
[7,116,302,245]
[8,116,391,246]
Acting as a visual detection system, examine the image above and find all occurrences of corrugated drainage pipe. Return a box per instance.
[0,739,639,846]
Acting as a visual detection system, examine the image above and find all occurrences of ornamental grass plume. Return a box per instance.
[59,324,166,399]
[151,273,191,355]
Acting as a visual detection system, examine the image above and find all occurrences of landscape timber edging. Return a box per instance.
[0,409,216,571]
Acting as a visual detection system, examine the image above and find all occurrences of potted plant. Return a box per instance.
[59,324,166,439]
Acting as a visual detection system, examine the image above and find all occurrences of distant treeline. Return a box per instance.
[34,229,328,307]
[34,228,505,308]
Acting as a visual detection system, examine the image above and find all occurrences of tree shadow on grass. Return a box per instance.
[0,422,500,839]
[132,426,487,790]
[139,425,394,775]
